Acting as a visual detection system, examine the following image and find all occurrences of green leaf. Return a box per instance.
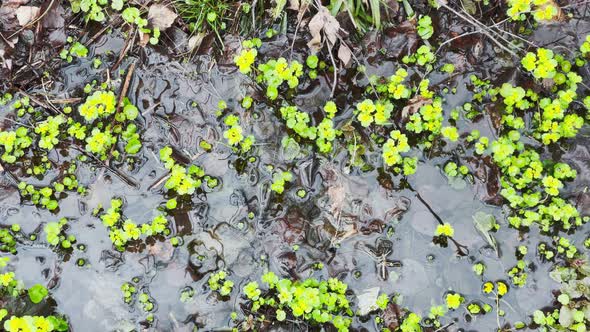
[122,7,140,24]
[28,284,48,304]
[111,0,123,11]
[125,138,142,154]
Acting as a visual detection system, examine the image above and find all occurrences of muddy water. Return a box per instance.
[2,12,590,332]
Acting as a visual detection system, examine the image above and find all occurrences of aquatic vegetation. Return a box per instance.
[435,223,455,237]
[28,284,48,304]
[208,270,234,296]
[257,58,304,100]
[44,218,76,248]
[85,128,115,156]
[271,170,293,194]
[417,15,434,40]
[0,127,33,163]
[159,146,209,195]
[445,293,463,310]
[382,130,412,172]
[403,45,436,69]
[234,48,258,74]
[223,114,255,153]
[316,118,337,153]
[355,99,393,127]
[521,48,558,79]
[3,315,68,332]
[506,0,559,21]
[96,198,170,249]
[59,41,88,63]
[239,272,353,331]
[581,35,590,57]
[406,98,444,141]
[18,170,83,211]
[280,105,317,138]
[78,90,117,122]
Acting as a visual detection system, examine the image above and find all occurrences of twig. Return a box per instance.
[326,42,338,98]
[408,182,469,256]
[111,28,136,71]
[48,98,82,104]
[17,90,60,115]
[116,62,136,114]
[436,0,519,57]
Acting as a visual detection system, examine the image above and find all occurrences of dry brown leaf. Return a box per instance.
[307,6,339,52]
[401,96,431,121]
[138,30,150,47]
[148,4,177,30]
[14,6,39,26]
[338,43,351,67]
[188,33,205,52]
[289,0,299,10]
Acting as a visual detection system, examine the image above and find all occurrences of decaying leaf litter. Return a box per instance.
[1,0,590,331]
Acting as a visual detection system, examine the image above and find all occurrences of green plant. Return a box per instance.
[78,90,117,122]
[521,48,558,79]
[97,198,170,249]
[257,58,304,100]
[328,0,389,31]
[355,99,393,127]
[435,223,454,237]
[159,146,209,195]
[0,127,33,163]
[271,170,293,194]
[223,114,255,153]
[28,284,48,304]
[44,218,75,248]
[417,15,433,40]
[280,105,317,139]
[239,272,353,331]
[382,130,411,168]
[208,270,234,296]
[59,41,88,63]
[175,0,234,36]
[3,315,68,332]
[506,0,558,22]
[445,292,463,310]
[403,45,436,68]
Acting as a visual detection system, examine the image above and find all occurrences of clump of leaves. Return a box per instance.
[159,146,210,195]
[271,170,293,194]
[96,198,170,250]
[208,270,234,296]
[239,272,353,331]
[222,114,255,153]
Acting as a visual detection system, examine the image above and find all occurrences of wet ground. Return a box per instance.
[2,2,590,331]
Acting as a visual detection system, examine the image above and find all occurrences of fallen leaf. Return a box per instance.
[356,287,380,316]
[288,0,299,10]
[14,6,39,26]
[337,43,351,67]
[138,30,150,47]
[400,96,431,122]
[472,211,498,255]
[307,6,339,52]
[148,4,177,30]
[187,33,205,52]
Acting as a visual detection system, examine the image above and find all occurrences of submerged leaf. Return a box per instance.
[472,212,498,255]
